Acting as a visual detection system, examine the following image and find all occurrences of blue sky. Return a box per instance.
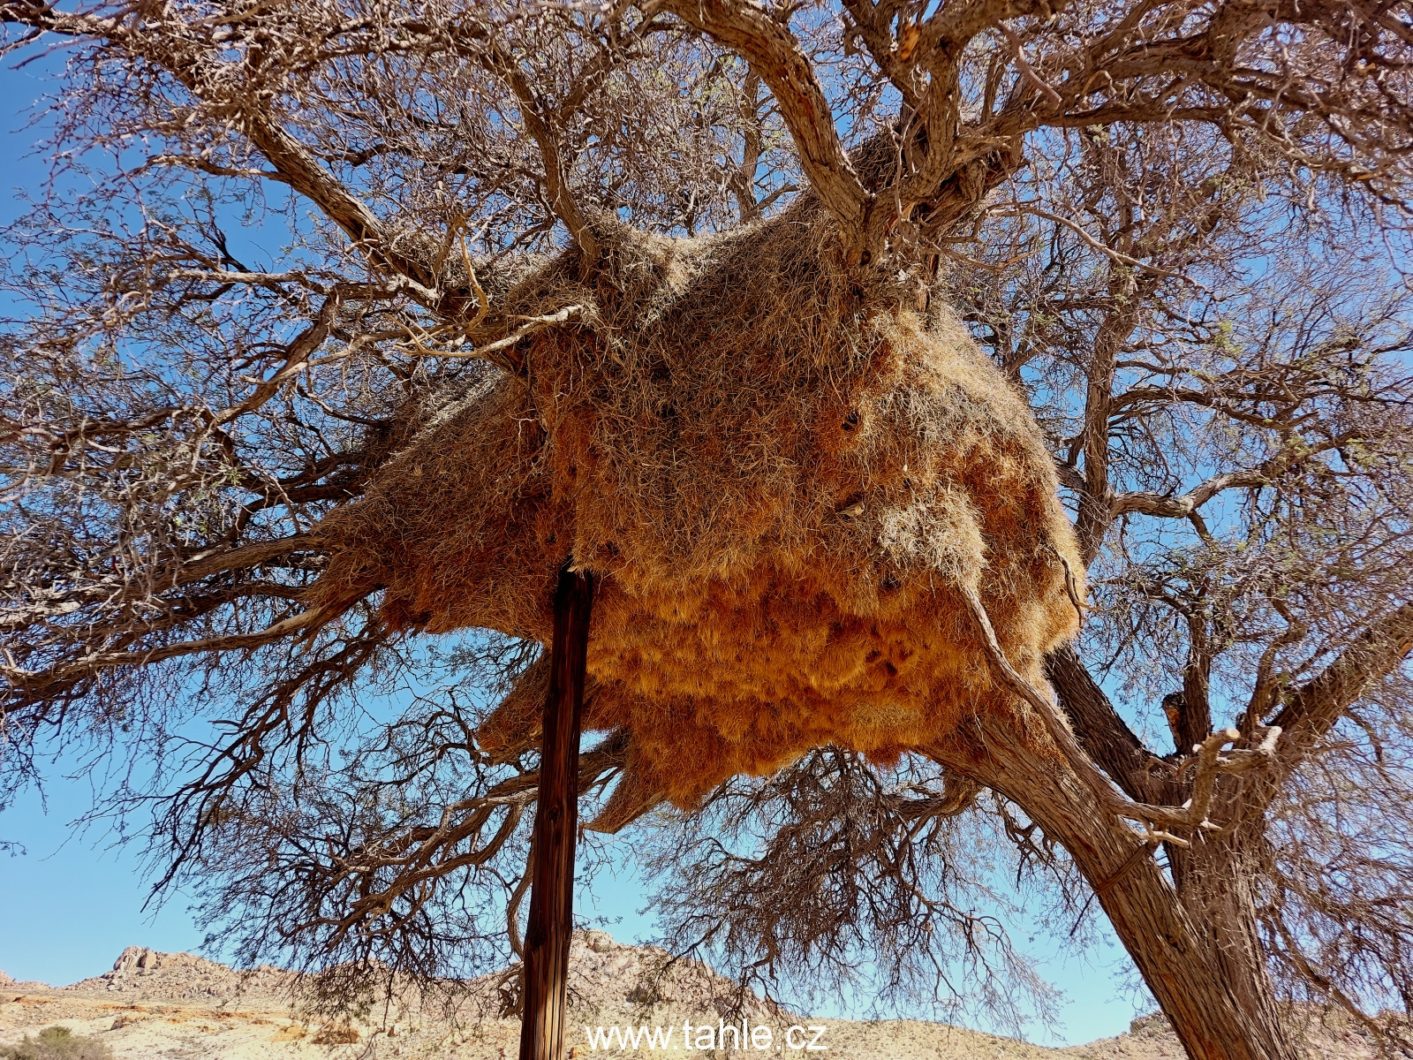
[0,45,1147,1048]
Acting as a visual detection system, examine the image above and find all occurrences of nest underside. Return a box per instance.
[312,204,1085,827]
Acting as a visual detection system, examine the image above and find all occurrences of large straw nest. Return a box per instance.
[311,167,1085,830]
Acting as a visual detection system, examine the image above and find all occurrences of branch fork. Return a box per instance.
[962,588,1281,848]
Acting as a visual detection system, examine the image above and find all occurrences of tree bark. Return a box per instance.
[972,735,1304,1060]
[518,563,595,1060]
[1046,645,1175,804]
[1173,832,1293,1056]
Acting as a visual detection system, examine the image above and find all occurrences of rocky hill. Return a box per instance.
[0,935,1390,1058]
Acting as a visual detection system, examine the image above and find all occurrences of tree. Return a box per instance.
[1,3,1411,1059]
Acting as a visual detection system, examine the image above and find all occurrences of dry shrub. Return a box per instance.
[312,168,1085,827]
[310,1024,360,1045]
[0,1028,114,1060]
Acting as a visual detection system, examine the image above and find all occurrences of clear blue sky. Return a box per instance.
[0,47,1146,1048]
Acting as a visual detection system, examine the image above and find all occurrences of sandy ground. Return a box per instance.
[0,937,1389,1058]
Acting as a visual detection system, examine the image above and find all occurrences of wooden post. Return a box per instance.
[519,562,595,1060]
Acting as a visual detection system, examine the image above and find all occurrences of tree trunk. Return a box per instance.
[518,564,595,1060]
[1173,832,1294,1056]
[974,738,1303,1060]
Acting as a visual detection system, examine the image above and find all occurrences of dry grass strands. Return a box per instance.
[311,178,1085,828]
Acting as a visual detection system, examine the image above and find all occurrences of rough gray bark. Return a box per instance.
[975,736,1303,1060]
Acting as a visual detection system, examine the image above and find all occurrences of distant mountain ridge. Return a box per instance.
[0,935,1392,1058]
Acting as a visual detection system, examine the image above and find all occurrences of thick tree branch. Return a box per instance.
[1046,645,1174,804]
[660,0,872,240]
[1269,600,1413,771]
